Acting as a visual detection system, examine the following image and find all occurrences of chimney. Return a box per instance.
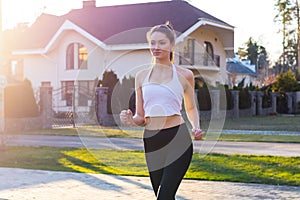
[83,0,96,8]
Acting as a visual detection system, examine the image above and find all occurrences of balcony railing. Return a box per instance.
[179,53,220,68]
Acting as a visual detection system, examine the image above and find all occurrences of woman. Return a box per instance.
[120,22,203,200]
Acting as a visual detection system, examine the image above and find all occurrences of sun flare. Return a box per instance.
[2,0,45,29]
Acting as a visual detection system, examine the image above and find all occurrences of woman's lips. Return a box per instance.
[153,51,162,55]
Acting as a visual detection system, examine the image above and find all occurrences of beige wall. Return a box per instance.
[22,26,231,89]
[103,49,152,80]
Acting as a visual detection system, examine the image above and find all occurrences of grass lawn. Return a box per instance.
[0,146,299,186]
[1,115,299,186]
[218,115,300,132]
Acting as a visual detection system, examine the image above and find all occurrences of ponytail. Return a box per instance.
[170,51,174,63]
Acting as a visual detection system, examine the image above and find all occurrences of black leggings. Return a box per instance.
[143,123,193,200]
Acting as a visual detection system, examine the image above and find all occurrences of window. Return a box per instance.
[10,60,23,78]
[61,81,74,106]
[66,44,75,70]
[11,61,18,76]
[66,43,88,70]
[204,41,214,59]
[180,38,195,65]
[184,39,195,59]
[78,44,88,69]
[41,82,51,87]
[204,41,214,66]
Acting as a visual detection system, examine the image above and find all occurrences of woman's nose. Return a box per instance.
[153,43,160,49]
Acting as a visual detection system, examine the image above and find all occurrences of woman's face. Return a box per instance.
[149,31,173,61]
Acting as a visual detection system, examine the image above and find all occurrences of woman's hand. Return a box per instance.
[120,109,134,126]
[192,128,203,140]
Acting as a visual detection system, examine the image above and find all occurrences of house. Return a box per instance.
[226,56,257,88]
[6,0,234,112]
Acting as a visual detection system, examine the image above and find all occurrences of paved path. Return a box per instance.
[1,134,300,199]
[0,167,299,200]
[4,134,300,157]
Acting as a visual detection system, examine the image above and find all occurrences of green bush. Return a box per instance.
[239,89,251,109]
[262,91,272,108]
[218,84,233,110]
[272,70,300,92]
[101,71,119,114]
[4,82,39,118]
[196,84,211,111]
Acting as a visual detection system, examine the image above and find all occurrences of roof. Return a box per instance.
[226,59,256,76]
[10,0,234,50]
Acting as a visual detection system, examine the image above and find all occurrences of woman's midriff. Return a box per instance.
[145,115,185,130]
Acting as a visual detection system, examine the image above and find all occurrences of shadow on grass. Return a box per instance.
[59,149,190,200]
[188,153,300,186]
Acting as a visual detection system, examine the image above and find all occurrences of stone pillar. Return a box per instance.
[249,91,257,116]
[40,86,53,129]
[231,90,239,118]
[95,87,108,125]
[256,91,264,115]
[95,87,116,126]
[270,92,278,113]
[292,92,298,113]
[296,91,300,112]
[296,91,300,103]
[286,92,293,114]
[211,90,220,119]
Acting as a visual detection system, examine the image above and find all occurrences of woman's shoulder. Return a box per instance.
[135,67,151,85]
[175,65,194,80]
[136,68,150,79]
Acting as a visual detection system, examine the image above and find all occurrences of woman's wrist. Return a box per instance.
[192,127,201,131]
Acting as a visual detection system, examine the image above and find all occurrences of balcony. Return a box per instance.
[179,53,220,70]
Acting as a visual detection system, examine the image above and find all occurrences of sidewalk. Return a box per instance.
[1,134,300,199]
[0,167,299,200]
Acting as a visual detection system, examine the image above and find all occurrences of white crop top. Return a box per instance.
[142,64,184,117]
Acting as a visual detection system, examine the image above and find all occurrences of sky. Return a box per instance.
[1,0,282,62]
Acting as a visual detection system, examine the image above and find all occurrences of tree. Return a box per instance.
[272,70,300,92]
[101,71,119,114]
[238,37,270,86]
[274,0,300,74]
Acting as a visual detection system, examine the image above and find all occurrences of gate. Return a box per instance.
[51,85,97,128]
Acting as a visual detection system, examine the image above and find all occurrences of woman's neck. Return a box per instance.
[153,58,172,68]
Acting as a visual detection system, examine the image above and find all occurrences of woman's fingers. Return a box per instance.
[192,128,203,140]
[120,109,133,125]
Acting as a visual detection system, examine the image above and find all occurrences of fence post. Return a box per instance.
[249,91,257,116]
[270,92,277,114]
[286,92,293,114]
[95,87,116,126]
[40,86,53,129]
[211,90,220,119]
[256,91,264,115]
[292,92,298,113]
[231,90,239,118]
